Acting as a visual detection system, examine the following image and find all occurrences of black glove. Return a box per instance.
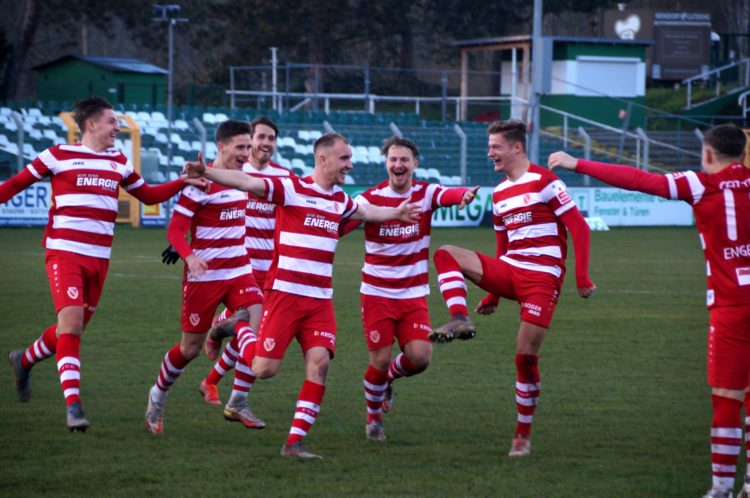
[161,244,180,265]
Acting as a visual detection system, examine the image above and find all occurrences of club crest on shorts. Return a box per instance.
[66,287,79,300]
[189,313,200,326]
[369,330,380,343]
[263,338,276,352]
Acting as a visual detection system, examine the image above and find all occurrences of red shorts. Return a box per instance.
[45,249,109,325]
[361,294,431,351]
[476,253,561,329]
[181,273,263,333]
[707,304,750,390]
[256,290,337,360]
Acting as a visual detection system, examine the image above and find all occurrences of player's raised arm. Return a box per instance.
[350,198,421,224]
[0,167,39,203]
[185,152,268,198]
[548,151,670,199]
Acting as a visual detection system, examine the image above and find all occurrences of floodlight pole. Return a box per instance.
[153,4,188,179]
[529,0,543,164]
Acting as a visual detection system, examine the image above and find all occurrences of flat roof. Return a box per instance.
[34,55,169,75]
[454,35,654,48]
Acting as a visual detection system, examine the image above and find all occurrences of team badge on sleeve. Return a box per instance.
[189,313,200,327]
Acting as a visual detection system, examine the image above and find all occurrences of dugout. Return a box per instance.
[33,55,168,107]
[456,36,652,128]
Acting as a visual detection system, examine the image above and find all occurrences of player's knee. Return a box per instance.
[252,359,279,379]
[409,353,431,372]
[180,343,202,360]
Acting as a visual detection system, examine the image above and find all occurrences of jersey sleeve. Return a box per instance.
[28,149,57,178]
[120,159,145,191]
[342,192,358,219]
[264,177,286,205]
[172,185,207,219]
[664,171,706,205]
[539,177,576,217]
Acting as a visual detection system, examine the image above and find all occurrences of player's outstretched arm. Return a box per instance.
[351,198,421,224]
[438,186,480,209]
[185,153,268,198]
[559,207,596,298]
[128,177,185,205]
[0,167,38,203]
[548,151,670,199]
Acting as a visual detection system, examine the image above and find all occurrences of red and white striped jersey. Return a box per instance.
[356,180,450,299]
[172,182,251,283]
[493,164,576,280]
[241,161,292,287]
[262,176,358,299]
[28,144,144,259]
[665,164,750,307]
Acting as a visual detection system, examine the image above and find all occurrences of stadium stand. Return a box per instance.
[0,101,687,187]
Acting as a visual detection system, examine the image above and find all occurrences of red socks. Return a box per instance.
[710,394,743,491]
[23,325,57,370]
[286,380,326,445]
[514,354,541,438]
[363,365,388,424]
[56,334,81,406]
[434,249,468,317]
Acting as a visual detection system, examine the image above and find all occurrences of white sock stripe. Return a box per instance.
[516,395,538,406]
[289,427,307,437]
[159,364,179,383]
[218,308,229,321]
[712,444,742,455]
[366,407,382,415]
[438,271,464,281]
[712,463,737,473]
[56,356,81,369]
[294,412,316,424]
[214,365,227,375]
[745,416,750,425]
[296,400,320,412]
[517,414,534,423]
[365,392,385,402]
[233,379,253,389]
[236,362,254,375]
[163,355,183,375]
[515,381,542,392]
[714,477,735,489]
[712,427,743,438]
[439,280,467,292]
[363,380,387,392]
[230,390,249,400]
[24,350,35,364]
[225,344,239,357]
[156,378,168,390]
[40,340,51,356]
[59,370,80,382]
[236,326,253,337]
[63,387,79,398]
[445,297,467,308]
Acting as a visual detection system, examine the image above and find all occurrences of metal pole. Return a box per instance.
[577,126,591,186]
[441,71,448,121]
[167,19,174,180]
[454,123,467,184]
[364,66,370,113]
[229,66,235,110]
[11,111,24,172]
[192,117,206,159]
[686,81,692,110]
[511,47,518,119]
[635,127,649,171]
[616,101,632,163]
[529,0,543,164]
[271,47,278,111]
[390,122,403,138]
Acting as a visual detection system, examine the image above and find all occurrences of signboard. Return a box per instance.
[0,182,52,226]
[342,185,693,228]
[652,12,711,80]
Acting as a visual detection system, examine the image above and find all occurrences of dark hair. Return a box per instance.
[73,97,113,133]
[703,124,747,159]
[380,135,420,159]
[215,119,252,143]
[487,119,527,150]
[313,132,348,154]
[250,116,279,138]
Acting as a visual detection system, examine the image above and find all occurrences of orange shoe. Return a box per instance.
[199,379,222,406]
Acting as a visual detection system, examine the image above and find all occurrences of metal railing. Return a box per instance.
[683,58,750,110]
[739,88,750,121]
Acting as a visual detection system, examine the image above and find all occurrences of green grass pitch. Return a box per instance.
[0,225,722,497]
